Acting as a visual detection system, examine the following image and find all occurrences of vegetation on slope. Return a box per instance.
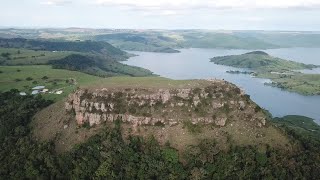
[0,41,155,79]
[49,54,155,77]
[180,32,279,49]
[272,115,320,150]
[253,33,320,48]
[0,38,129,60]
[1,91,320,179]
[260,73,320,95]
[0,47,74,65]
[0,90,52,143]
[92,31,279,52]
[211,51,320,95]
[93,33,181,53]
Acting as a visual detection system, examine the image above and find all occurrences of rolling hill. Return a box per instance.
[0,38,129,61]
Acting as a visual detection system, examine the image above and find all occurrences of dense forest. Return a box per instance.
[1,91,320,179]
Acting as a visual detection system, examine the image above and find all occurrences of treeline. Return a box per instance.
[0,90,52,143]
[1,92,320,179]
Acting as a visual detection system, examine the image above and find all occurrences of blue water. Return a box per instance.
[124,48,320,123]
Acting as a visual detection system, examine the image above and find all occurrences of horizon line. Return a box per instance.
[0,26,320,32]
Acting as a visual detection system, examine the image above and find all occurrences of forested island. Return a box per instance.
[211,51,320,95]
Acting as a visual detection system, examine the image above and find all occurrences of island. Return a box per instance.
[211,51,320,95]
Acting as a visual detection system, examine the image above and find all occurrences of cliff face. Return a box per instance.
[65,79,266,128]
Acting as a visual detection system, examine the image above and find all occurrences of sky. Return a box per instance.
[1,0,320,31]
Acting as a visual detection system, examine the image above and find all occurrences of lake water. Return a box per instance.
[124,48,320,123]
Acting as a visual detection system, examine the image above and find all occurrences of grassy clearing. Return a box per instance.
[0,48,74,65]
[85,76,212,89]
[260,73,320,95]
[0,65,102,101]
[0,48,154,77]
[0,65,212,101]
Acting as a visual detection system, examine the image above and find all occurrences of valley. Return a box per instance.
[1,29,320,179]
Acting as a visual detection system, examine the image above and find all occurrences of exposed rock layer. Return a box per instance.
[65,80,266,128]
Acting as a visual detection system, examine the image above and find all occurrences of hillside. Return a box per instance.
[27,78,320,179]
[0,39,156,80]
[180,32,278,49]
[93,33,181,53]
[272,115,320,149]
[93,31,278,52]
[254,33,320,48]
[210,51,320,95]
[33,78,287,153]
[0,38,129,61]
[0,77,319,179]
[49,54,155,77]
[0,47,75,65]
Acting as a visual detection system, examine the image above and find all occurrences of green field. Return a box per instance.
[0,46,155,77]
[259,72,320,95]
[0,65,103,101]
[0,65,205,101]
[0,48,74,65]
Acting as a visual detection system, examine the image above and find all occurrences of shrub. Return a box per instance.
[26,77,33,81]
[82,122,91,129]
[154,121,165,127]
[41,76,49,80]
[1,52,10,58]
[255,105,262,112]
[183,120,202,133]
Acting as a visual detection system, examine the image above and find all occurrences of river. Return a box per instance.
[124,48,320,123]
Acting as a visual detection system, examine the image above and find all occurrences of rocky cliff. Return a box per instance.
[65,79,266,129]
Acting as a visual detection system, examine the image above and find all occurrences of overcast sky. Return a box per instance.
[1,0,320,30]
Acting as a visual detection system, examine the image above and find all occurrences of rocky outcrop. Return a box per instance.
[65,80,267,128]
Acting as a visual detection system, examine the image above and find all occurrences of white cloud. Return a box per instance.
[41,0,72,6]
[95,0,320,11]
